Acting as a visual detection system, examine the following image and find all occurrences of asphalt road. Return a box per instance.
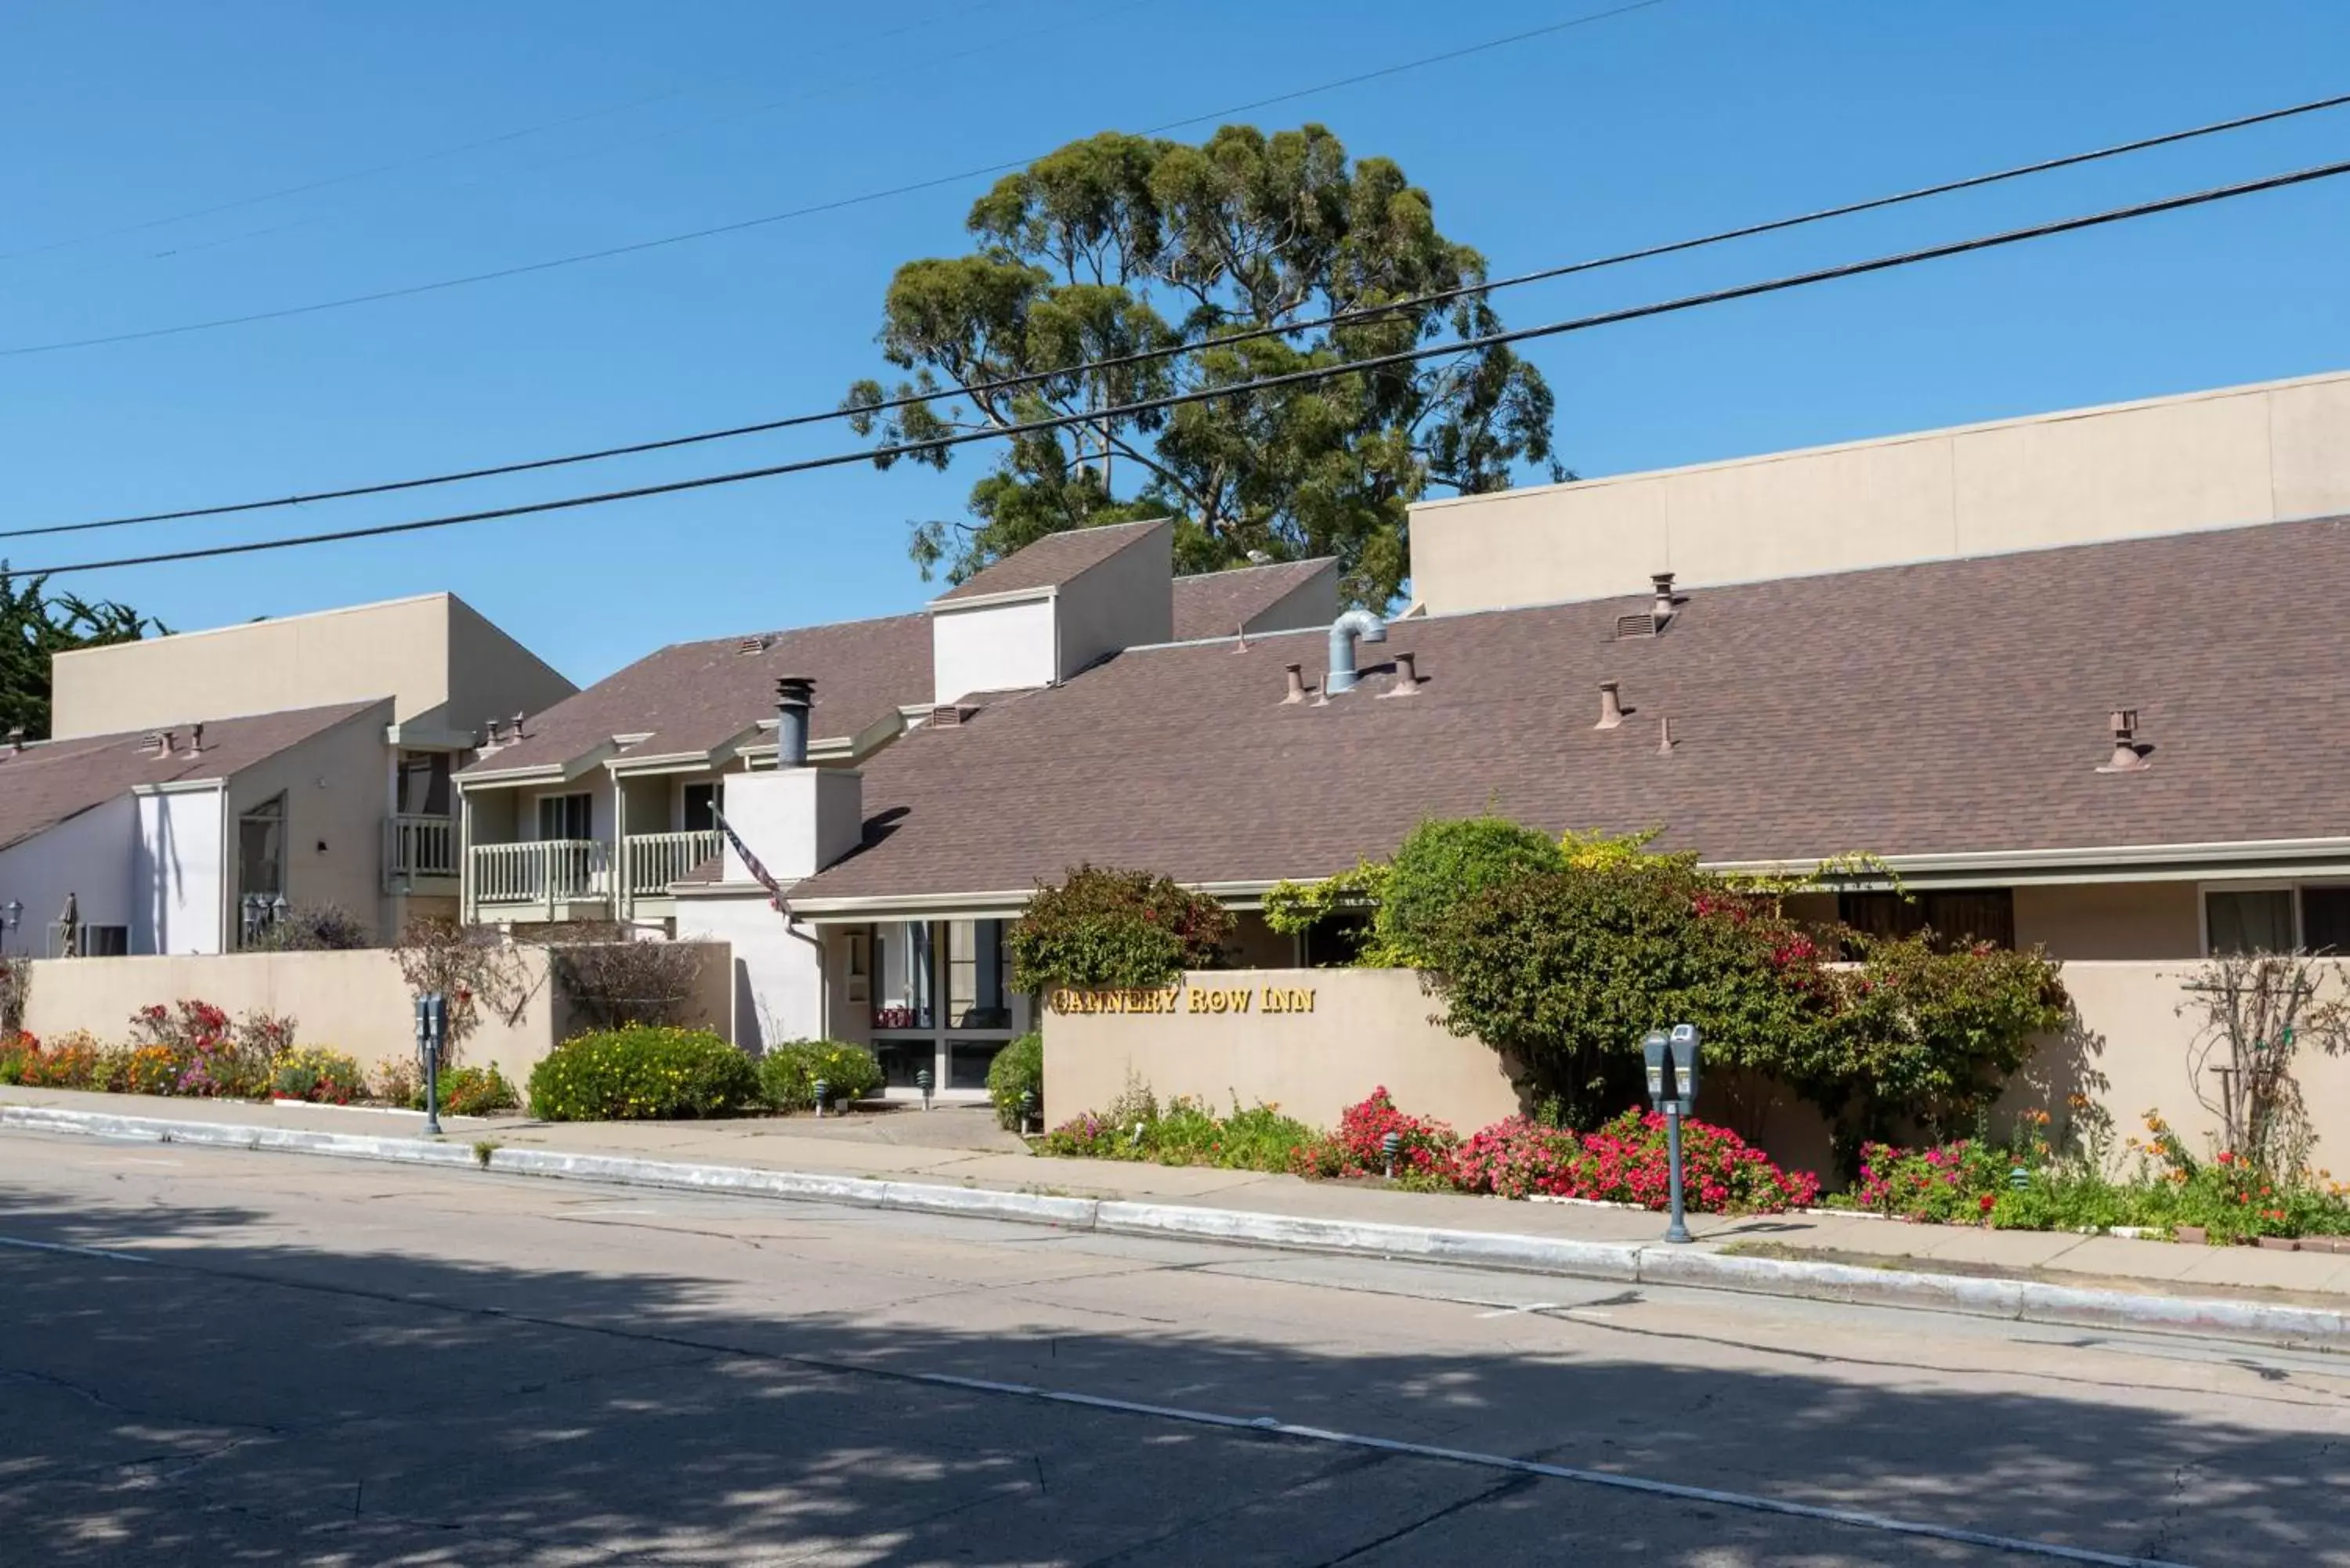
[1,1131,2345,1566]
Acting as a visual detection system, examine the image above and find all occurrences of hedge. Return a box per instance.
[527,1027,757,1121]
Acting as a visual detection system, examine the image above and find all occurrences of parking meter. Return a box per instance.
[416,993,446,1136]
[1642,1030,1672,1108]
[1668,1023,1701,1115]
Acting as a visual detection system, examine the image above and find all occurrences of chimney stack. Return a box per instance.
[775,676,815,767]
[1651,573,1677,623]
[2098,708,2149,773]
[1596,681,1625,730]
[1282,663,1307,705]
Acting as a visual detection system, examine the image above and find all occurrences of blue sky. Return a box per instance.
[3,0,2345,685]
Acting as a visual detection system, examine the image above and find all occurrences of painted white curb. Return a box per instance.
[7,1102,2343,1346]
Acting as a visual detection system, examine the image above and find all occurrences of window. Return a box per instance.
[238,794,286,899]
[2304,887,2350,956]
[873,919,934,1031]
[1303,912,1371,968]
[2205,889,2295,955]
[949,1039,1006,1090]
[682,782,718,833]
[1838,889,2014,951]
[537,793,591,840]
[78,924,128,957]
[946,918,1009,1028]
[396,752,453,816]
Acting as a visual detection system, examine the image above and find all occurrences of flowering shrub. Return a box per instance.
[527,1027,756,1121]
[7,1031,111,1089]
[757,1040,884,1111]
[1288,1088,1460,1184]
[418,1064,519,1117]
[1036,1082,1317,1172]
[271,1046,366,1104]
[0,1031,37,1084]
[1453,1111,1818,1212]
[1007,864,1235,989]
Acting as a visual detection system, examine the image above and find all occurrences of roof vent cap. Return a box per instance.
[1596,681,1625,730]
[738,634,774,656]
[2096,708,2150,773]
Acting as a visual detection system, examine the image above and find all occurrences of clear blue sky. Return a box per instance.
[4,0,2345,685]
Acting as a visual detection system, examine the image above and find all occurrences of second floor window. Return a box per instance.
[682,782,718,833]
[396,752,453,815]
[537,793,591,841]
[239,794,286,898]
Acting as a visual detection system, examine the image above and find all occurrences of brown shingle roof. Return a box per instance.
[461,613,930,777]
[794,517,2350,902]
[0,702,385,854]
[1170,558,1336,641]
[933,517,1169,602]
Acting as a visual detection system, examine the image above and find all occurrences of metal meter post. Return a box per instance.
[1643,1025,1702,1245]
[417,993,447,1137]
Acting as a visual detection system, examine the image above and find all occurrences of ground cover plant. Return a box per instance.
[527,1026,757,1122]
[1035,1082,1318,1172]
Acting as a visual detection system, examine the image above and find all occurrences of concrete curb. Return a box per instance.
[9,1103,2345,1346]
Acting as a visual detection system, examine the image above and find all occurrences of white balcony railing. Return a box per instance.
[625,829,722,899]
[472,840,609,909]
[385,813,457,882]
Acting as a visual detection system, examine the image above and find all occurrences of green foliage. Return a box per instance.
[0,566,161,741]
[1036,1083,1317,1172]
[1008,863,1235,990]
[1262,859,1396,961]
[1379,815,1567,966]
[757,1039,884,1112]
[985,1031,1043,1129]
[271,1046,366,1104]
[1788,935,2069,1150]
[526,1027,756,1122]
[1842,1108,2350,1241]
[842,124,1560,607]
[415,1064,519,1117]
[0,955,27,1036]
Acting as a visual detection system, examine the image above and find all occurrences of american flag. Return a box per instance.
[710,804,783,909]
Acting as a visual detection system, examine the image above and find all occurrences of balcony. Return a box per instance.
[624,829,722,906]
[383,813,458,889]
[472,840,611,919]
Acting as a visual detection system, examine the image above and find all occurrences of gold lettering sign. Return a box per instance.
[1049,985,1314,1017]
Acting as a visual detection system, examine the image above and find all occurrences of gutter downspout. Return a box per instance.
[1324,609,1387,695]
[783,912,826,1050]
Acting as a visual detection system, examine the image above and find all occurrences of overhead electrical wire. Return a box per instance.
[12,86,2347,544]
[0,0,1672,360]
[20,154,2350,578]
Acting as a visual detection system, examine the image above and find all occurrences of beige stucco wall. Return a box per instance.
[50,592,572,739]
[223,703,396,941]
[1045,959,2350,1183]
[1044,967,1522,1133]
[20,941,736,1093]
[1410,370,2350,614]
[2012,882,2202,961]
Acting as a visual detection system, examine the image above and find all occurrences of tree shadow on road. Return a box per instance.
[0,1181,2341,1567]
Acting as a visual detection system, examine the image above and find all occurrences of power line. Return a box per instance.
[14,86,2347,544]
[21,154,2348,578]
[0,0,1670,360]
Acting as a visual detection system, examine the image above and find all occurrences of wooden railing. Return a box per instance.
[625,829,722,899]
[472,840,609,910]
[384,813,457,882]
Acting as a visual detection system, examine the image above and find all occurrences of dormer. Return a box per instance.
[926,517,1174,705]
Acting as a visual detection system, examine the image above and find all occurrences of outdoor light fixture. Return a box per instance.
[1019,1088,1037,1136]
[1643,1024,1703,1244]
[813,1077,830,1118]
[0,899,20,953]
[1381,1129,1401,1180]
[916,1067,934,1110]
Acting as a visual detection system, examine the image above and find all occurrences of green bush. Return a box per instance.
[985,1032,1043,1129]
[1379,815,1567,965]
[414,1064,519,1117]
[1008,864,1235,990]
[527,1027,757,1121]
[1036,1084,1315,1172]
[757,1039,883,1111]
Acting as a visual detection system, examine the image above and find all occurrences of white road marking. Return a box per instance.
[0,1230,2203,1567]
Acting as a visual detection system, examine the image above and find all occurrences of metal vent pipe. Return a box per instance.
[776,677,815,766]
[1325,609,1387,695]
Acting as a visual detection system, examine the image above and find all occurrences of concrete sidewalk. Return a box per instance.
[5,1084,2348,1339]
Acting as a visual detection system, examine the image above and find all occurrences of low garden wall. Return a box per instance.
[1043,959,2350,1177]
[1043,967,1521,1134]
[19,945,736,1092]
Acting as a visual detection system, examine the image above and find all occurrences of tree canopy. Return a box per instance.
[843,124,1562,607]
[0,566,160,740]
